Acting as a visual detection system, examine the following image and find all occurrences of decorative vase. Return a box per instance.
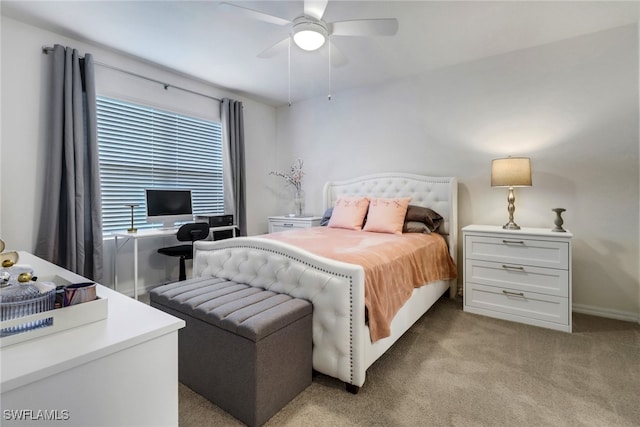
[552,208,566,232]
[293,188,305,217]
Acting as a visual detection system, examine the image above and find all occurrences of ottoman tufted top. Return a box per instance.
[150,276,312,342]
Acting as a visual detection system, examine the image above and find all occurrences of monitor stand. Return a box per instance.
[161,220,178,230]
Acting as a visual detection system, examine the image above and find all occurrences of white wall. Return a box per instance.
[2,16,638,320]
[276,25,640,321]
[0,17,278,295]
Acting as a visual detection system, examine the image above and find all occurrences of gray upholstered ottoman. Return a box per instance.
[150,276,312,427]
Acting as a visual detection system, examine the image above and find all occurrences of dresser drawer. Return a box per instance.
[465,282,569,326]
[465,259,569,297]
[465,235,568,269]
[268,216,322,233]
[269,222,307,233]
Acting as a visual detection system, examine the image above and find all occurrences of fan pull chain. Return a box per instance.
[288,35,292,107]
[328,39,332,101]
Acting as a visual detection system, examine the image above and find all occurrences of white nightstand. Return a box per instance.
[462,225,573,332]
[268,215,322,233]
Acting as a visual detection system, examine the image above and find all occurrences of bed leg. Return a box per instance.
[345,383,360,394]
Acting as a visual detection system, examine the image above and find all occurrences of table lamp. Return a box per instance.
[491,157,532,230]
[124,204,139,233]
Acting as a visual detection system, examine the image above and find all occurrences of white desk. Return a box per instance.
[1,252,185,426]
[113,225,237,299]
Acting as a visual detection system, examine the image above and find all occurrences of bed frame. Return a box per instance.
[193,173,458,392]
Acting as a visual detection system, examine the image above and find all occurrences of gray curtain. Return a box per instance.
[35,44,103,281]
[221,98,247,236]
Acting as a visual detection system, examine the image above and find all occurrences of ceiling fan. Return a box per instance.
[220,0,399,65]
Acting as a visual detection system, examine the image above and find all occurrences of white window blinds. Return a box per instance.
[97,96,224,233]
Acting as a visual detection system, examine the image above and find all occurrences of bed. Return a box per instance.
[192,172,458,392]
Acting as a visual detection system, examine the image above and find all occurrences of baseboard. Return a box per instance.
[114,283,156,299]
[573,303,640,324]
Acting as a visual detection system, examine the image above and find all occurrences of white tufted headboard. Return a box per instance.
[322,173,458,263]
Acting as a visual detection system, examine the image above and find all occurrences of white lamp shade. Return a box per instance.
[491,157,532,187]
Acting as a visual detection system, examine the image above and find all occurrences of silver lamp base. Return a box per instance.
[502,188,520,230]
[503,221,521,230]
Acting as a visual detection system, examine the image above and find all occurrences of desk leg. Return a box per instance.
[114,236,119,292]
[133,238,139,300]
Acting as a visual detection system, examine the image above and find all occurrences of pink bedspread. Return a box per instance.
[262,227,457,341]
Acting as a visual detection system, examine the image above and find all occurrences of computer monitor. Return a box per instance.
[145,189,193,228]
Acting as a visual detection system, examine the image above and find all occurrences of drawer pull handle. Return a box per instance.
[502,264,525,271]
[283,223,294,227]
[502,239,525,245]
[502,290,525,297]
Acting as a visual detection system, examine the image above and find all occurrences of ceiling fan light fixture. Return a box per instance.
[294,30,325,51]
[292,19,327,51]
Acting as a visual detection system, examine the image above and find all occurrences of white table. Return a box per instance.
[1,252,185,426]
[113,225,237,299]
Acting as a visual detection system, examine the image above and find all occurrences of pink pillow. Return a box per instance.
[328,197,370,230]
[363,197,411,234]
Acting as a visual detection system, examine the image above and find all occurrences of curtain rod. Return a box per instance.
[42,46,222,103]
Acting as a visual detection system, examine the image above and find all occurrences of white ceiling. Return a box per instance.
[2,1,639,106]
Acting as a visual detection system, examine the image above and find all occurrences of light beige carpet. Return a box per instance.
[174,296,639,426]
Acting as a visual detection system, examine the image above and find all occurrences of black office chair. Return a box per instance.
[157,222,210,281]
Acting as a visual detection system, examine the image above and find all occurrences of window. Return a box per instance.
[97,96,223,233]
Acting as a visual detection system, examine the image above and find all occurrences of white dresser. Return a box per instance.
[268,215,322,233]
[1,252,185,426]
[462,225,573,332]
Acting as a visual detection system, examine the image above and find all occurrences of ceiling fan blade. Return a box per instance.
[330,18,399,37]
[329,41,348,67]
[257,37,290,58]
[304,0,328,20]
[315,41,348,67]
[219,2,291,26]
